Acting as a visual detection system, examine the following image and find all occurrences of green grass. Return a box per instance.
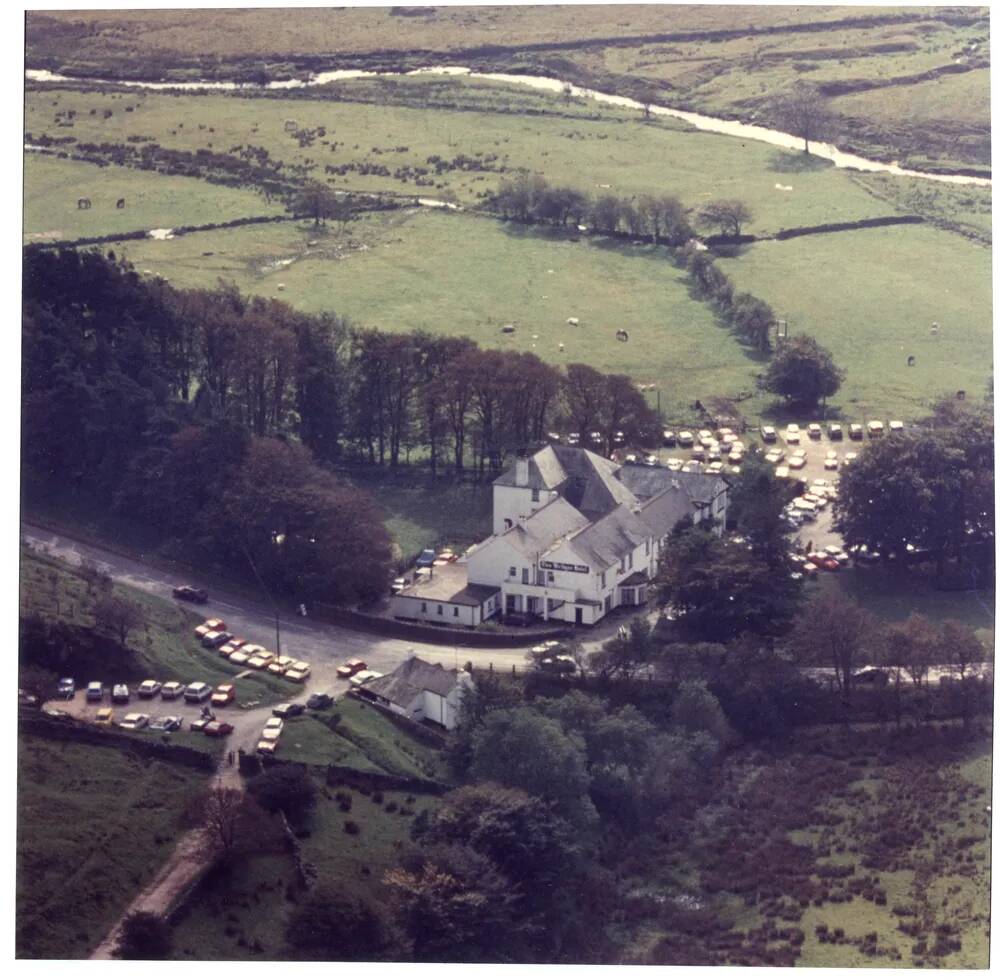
[23,153,281,242]
[717,223,993,422]
[353,475,493,558]
[24,82,907,236]
[112,207,758,423]
[16,733,209,958]
[20,546,297,704]
[280,698,446,782]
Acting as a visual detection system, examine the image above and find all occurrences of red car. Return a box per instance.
[336,658,367,679]
[203,721,235,737]
[807,553,840,572]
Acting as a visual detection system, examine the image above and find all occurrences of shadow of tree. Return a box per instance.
[769,151,836,174]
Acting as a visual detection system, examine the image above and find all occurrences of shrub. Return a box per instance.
[115,912,172,960]
[344,821,360,835]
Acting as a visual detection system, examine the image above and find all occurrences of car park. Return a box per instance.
[57,678,75,699]
[211,684,236,707]
[337,658,367,679]
[218,637,246,657]
[848,424,864,441]
[828,423,843,440]
[194,618,226,639]
[183,682,212,704]
[350,669,384,687]
[307,692,334,710]
[204,721,235,737]
[867,420,884,438]
[273,703,305,718]
[111,684,130,704]
[119,712,150,731]
[760,425,777,443]
[807,423,822,439]
[161,681,185,700]
[173,585,209,604]
[137,680,162,699]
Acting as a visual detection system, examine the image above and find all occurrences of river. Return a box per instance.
[25,65,991,188]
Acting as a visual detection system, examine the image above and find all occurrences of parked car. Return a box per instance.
[662,430,676,447]
[273,703,305,718]
[677,431,694,448]
[57,677,75,699]
[764,449,784,464]
[350,669,384,687]
[119,712,150,731]
[337,658,367,679]
[95,707,114,725]
[827,423,843,440]
[261,719,283,741]
[848,423,864,441]
[807,553,840,571]
[867,420,885,438]
[391,577,407,594]
[843,451,858,466]
[824,455,839,471]
[183,682,212,704]
[889,419,905,434]
[201,630,234,650]
[807,423,822,439]
[665,457,683,471]
[760,425,777,443]
[774,465,790,479]
[416,549,437,568]
[788,455,806,470]
[211,684,236,707]
[285,666,311,683]
[612,430,625,445]
[137,680,162,699]
[148,715,182,732]
[194,618,226,639]
[307,692,334,710]
[567,432,580,446]
[257,740,278,756]
[218,637,246,657]
[203,721,235,737]
[267,655,296,677]
[86,681,104,702]
[539,655,577,674]
[161,681,185,700]
[190,719,209,733]
[228,645,255,666]
[247,650,277,670]
[111,684,130,704]
[173,585,208,604]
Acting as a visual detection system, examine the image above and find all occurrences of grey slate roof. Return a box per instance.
[563,503,653,569]
[495,496,591,557]
[616,463,727,504]
[364,656,462,708]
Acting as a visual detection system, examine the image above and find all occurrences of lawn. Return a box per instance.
[23,153,281,242]
[24,80,906,236]
[20,546,297,704]
[111,207,758,423]
[16,733,209,958]
[350,474,493,559]
[280,697,447,783]
[717,223,993,422]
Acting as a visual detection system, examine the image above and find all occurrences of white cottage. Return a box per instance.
[362,656,474,730]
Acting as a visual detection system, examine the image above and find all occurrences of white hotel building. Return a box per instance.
[390,445,728,628]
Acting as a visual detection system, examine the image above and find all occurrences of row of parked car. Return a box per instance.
[761,419,904,444]
[73,678,231,706]
[195,618,312,682]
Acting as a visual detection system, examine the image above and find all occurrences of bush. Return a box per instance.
[248,766,317,820]
[115,912,172,960]
[344,821,360,835]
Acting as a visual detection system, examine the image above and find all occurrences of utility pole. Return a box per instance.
[238,537,282,658]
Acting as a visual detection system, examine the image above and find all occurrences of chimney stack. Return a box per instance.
[515,456,529,487]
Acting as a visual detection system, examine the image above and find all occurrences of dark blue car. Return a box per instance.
[416,548,437,568]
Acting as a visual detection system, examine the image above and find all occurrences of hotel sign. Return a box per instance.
[540,560,590,574]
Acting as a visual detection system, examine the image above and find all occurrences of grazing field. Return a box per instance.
[24,81,905,236]
[717,223,993,421]
[628,725,991,968]
[20,547,296,703]
[16,733,208,958]
[23,153,280,242]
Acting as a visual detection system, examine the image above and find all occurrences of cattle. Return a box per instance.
[77,197,91,210]
[116,198,126,209]
[616,329,629,342]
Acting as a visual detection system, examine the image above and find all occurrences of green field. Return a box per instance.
[718,223,993,420]
[20,547,297,703]
[23,153,281,242]
[16,733,208,958]
[24,83,908,236]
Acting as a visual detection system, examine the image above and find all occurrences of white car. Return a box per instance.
[350,669,385,687]
[775,465,790,479]
[867,420,885,437]
[824,456,839,471]
[257,740,278,756]
[261,719,283,741]
[889,420,905,434]
[119,712,150,731]
[788,456,806,470]
[665,457,683,471]
[807,423,823,439]
[785,424,801,443]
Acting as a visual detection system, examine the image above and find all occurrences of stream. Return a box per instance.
[25,65,991,188]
